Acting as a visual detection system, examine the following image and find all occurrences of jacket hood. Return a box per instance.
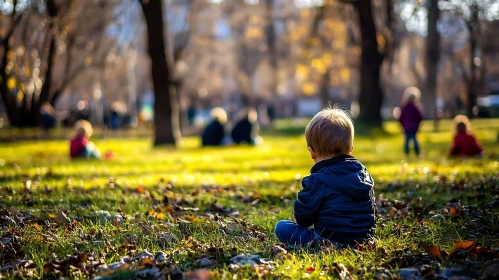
[310,155,374,201]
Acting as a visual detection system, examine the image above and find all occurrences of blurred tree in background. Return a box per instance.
[1,0,499,138]
[0,0,118,127]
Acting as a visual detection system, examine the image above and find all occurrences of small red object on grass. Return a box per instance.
[104,150,114,160]
[306,266,315,272]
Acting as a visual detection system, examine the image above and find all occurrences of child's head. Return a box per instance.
[41,102,54,115]
[74,120,93,138]
[210,107,228,124]
[453,115,471,134]
[402,87,421,105]
[305,108,354,161]
[239,107,257,123]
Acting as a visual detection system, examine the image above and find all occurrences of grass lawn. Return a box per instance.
[1,119,499,279]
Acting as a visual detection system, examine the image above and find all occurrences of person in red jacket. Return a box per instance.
[449,115,483,158]
[70,120,101,159]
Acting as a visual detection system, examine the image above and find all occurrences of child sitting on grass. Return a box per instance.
[274,108,375,249]
[70,120,101,159]
[449,115,483,158]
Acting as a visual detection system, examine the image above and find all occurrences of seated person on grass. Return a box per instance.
[201,107,228,147]
[70,120,101,160]
[275,108,375,249]
[231,107,262,145]
[449,115,484,158]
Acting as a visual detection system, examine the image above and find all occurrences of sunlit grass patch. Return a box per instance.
[0,119,498,279]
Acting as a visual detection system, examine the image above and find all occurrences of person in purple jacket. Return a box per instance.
[399,91,424,156]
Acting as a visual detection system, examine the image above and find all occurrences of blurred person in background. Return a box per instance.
[187,102,198,127]
[449,115,484,158]
[231,107,262,145]
[399,90,423,156]
[110,102,121,130]
[201,107,227,146]
[40,102,57,131]
[70,120,101,159]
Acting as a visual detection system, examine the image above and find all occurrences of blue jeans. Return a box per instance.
[274,220,353,249]
[404,132,420,155]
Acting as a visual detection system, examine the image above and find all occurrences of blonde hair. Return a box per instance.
[74,120,93,138]
[210,107,227,124]
[453,115,471,134]
[305,108,354,158]
[238,107,257,123]
[402,87,421,106]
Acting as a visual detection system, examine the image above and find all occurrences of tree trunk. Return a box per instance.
[0,0,58,127]
[37,36,57,122]
[355,0,383,126]
[140,0,180,146]
[265,0,278,97]
[0,1,21,126]
[466,5,479,118]
[320,68,331,108]
[424,0,440,121]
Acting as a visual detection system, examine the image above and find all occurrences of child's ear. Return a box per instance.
[350,146,354,154]
[308,146,316,160]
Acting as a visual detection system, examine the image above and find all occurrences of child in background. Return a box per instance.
[274,108,375,249]
[70,120,101,159]
[40,102,57,131]
[399,91,424,156]
[231,107,262,145]
[449,115,483,158]
[201,107,227,146]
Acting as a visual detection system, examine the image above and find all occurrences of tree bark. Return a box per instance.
[466,4,479,118]
[424,0,440,121]
[0,0,21,126]
[355,0,383,126]
[140,0,180,146]
[0,0,58,127]
[37,36,57,120]
[320,68,332,108]
[265,0,278,97]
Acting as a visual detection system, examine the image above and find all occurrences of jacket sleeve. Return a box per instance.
[294,176,322,227]
[399,108,405,124]
[416,106,424,123]
[471,135,484,154]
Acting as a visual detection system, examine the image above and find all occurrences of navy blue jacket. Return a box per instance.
[294,155,376,243]
[202,120,225,146]
[231,119,259,144]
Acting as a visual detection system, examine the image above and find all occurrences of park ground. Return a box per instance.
[1,119,499,279]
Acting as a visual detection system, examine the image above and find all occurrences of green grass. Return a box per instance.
[1,119,499,279]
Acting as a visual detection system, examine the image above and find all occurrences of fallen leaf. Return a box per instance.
[449,206,461,217]
[454,241,478,250]
[448,240,480,259]
[186,215,198,222]
[426,244,441,257]
[137,186,146,194]
[156,213,166,220]
[306,266,315,272]
[48,213,56,219]
[34,224,42,231]
[164,204,173,213]
[184,269,211,280]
